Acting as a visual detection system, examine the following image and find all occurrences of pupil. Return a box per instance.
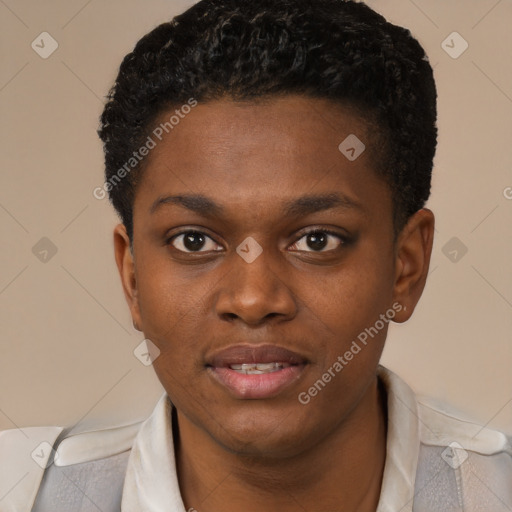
[307,232,327,251]
[184,232,205,251]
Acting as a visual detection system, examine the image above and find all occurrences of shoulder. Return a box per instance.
[0,426,62,512]
[417,397,511,454]
[413,397,512,512]
[0,422,141,512]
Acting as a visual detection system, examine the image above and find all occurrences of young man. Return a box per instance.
[2,1,511,511]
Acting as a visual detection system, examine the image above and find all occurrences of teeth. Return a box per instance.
[229,362,291,374]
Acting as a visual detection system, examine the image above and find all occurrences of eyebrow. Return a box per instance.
[149,192,363,217]
[282,193,364,217]
[150,194,224,217]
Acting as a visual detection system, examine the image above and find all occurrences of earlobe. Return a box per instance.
[392,209,435,323]
[113,224,142,331]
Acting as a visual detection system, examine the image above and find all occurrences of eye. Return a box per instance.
[289,230,345,252]
[168,231,223,253]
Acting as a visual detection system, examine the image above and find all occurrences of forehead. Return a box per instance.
[133,95,390,221]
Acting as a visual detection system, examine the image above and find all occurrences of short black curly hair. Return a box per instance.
[98,0,437,240]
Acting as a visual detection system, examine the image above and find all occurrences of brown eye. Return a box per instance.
[305,232,329,251]
[289,230,345,252]
[169,231,222,253]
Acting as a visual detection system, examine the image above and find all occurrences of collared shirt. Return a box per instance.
[1,366,511,511]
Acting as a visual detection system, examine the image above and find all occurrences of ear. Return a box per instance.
[392,208,435,323]
[113,224,142,332]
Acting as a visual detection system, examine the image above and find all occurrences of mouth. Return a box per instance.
[228,362,292,374]
[206,344,308,399]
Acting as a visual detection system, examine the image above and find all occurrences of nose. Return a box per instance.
[214,250,297,326]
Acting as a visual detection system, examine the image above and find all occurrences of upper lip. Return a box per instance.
[206,344,308,368]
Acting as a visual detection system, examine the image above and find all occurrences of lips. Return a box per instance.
[207,344,307,368]
[206,344,308,399]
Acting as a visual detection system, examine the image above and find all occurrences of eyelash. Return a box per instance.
[290,228,348,252]
[165,228,349,254]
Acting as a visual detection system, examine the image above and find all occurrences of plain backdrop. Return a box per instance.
[1,0,511,436]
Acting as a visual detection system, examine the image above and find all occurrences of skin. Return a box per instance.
[114,95,435,512]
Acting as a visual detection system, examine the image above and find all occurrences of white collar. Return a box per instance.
[376,366,420,512]
[121,365,420,512]
[121,394,185,511]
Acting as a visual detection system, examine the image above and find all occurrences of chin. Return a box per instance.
[206,405,317,459]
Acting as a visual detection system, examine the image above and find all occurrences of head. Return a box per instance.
[99,0,437,458]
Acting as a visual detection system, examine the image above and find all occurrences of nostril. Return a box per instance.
[222,312,239,321]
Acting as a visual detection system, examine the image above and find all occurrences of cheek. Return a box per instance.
[302,256,393,342]
[135,261,211,360]
[295,262,390,414]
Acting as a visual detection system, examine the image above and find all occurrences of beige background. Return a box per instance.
[0,0,511,436]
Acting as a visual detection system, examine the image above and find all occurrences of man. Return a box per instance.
[2,1,511,511]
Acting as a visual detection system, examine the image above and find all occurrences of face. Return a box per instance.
[114,95,433,458]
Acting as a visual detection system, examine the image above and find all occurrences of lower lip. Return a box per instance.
[208,365,306,399]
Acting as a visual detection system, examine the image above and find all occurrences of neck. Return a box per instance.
[175,377,387,512]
